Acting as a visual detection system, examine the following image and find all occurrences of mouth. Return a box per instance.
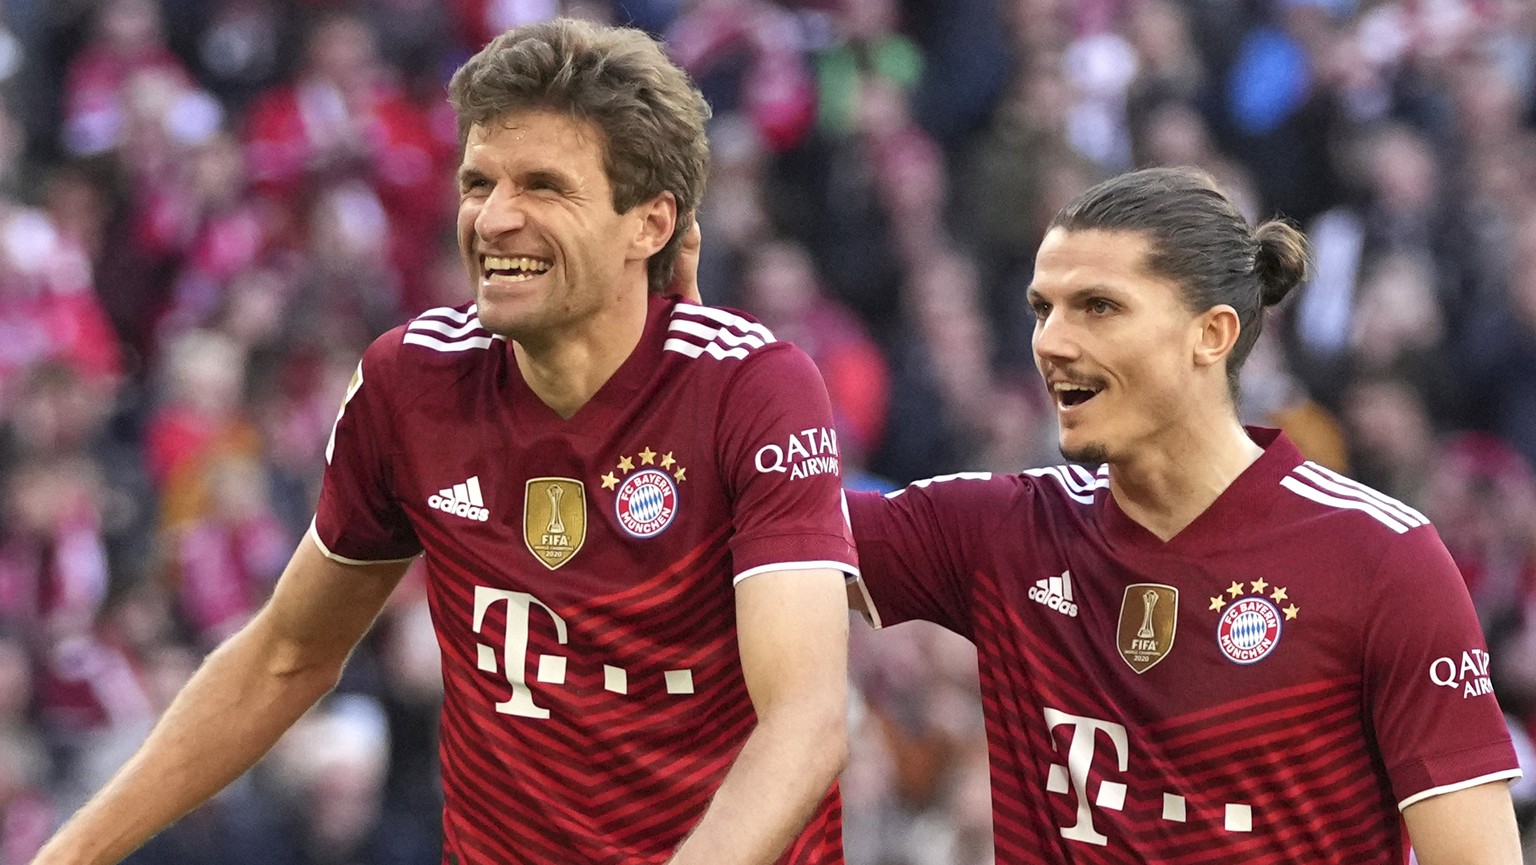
[1051,380,1104,409]
[481,254,553,283]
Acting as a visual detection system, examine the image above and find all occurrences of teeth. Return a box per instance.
[483,255,552,274]
[1053,383,1095,393]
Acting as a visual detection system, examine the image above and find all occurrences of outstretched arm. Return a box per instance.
[31,537,411,865]
[667,567,850,865]
[1403,781,1521,865]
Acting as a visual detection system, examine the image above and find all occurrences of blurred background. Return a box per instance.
[1,0,1536,862]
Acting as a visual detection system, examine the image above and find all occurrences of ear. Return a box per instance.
[1192,303,1241,369]
[626,191,677,262]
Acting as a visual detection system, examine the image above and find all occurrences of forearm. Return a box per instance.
[32,620,342,865]
[667,703,848,865]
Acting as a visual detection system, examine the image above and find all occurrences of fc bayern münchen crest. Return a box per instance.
[1216,597,1282,664]
[615,469,678,537]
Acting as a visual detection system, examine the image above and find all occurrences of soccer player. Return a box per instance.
[842,167,1522,863]
[31,19,856,865]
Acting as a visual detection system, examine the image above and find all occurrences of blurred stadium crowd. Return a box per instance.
[2,0,1536,862]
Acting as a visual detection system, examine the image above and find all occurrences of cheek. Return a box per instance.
[456,203,479,243]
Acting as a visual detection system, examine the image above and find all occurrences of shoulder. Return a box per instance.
[1017,463,1110,508]
[1273,460,1431,539]
[661,302,827,402]
[358,303,502,396]
[875,467,1074,514]
[662,301,784,366]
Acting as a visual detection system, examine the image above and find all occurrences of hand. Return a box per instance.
[667,219,703,303]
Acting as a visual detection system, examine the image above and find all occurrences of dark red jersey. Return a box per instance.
[314,295,857,864]
[848,429,1518,864]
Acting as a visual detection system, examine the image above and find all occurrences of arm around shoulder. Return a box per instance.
[30,536,411,865]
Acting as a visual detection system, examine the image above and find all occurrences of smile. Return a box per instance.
[482,255,552,282]
[1052,381,1103,409]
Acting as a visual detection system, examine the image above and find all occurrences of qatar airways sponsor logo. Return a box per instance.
[1429,648,1494,698]
[754,427,840,480]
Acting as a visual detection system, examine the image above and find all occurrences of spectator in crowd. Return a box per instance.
[6,1,1536,861]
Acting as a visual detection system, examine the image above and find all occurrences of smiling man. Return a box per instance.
[844,167,1522,864]
[31,19,856,865]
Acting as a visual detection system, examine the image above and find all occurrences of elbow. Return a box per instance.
[805,699,854,780]
[265,645,347,695]
[757,693,851,782]
[237,625,348,697]
[827,721,851,779]
[821,703,851,773]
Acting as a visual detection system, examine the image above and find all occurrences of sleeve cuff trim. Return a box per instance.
[1397,769,1523,811]
[733,560,860,586]
[308,520,420,566]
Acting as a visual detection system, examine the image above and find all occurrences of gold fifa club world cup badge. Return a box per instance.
[1117,584,1178,674]
[524,478,586,570]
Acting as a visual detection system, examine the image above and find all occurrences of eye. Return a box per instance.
[1029,300,1051,320]
[1087,297,1115,315]
[460,176,490,195]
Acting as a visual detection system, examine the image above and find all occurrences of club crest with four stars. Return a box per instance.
[1209,577,1299,664]
[601,446,687,538]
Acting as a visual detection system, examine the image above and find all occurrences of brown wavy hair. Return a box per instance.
[448,18,711,292]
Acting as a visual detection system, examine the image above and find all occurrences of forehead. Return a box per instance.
[1029,228,1178,301]
[461,109,607,171]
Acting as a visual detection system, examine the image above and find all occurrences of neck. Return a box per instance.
[1106,412,1263,542]
[513,291,651,419]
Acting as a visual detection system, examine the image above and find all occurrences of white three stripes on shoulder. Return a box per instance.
[1279,461,1428,534]
[1023,465,1109,505]
[664,303,777,360]
[403,304,500,353]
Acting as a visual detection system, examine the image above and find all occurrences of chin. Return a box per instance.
[1059,438,1110,465]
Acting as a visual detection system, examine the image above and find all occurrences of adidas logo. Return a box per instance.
[429,476,490,522]
[1028,570,1079,617]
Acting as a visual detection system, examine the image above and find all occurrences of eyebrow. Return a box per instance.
[1026,283,1127,304]
[522,168,573,190]
[456,166,489,187]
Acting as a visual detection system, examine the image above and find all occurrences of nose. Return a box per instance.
[474,185,527,240]
[1032,309,1080,366]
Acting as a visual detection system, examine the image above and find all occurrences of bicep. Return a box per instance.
[255,535,414,671]
[735,568,849,713]
[1402,781,1521,865]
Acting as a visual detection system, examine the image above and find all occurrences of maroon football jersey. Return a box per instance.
[313,296,857,865]
[847,429,1518,864]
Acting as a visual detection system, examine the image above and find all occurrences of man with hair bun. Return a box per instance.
[33,17,856,865]
[841,166,1521,862]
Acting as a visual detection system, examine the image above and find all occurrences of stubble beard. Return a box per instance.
[1061,441,1110,465]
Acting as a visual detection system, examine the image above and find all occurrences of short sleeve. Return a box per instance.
[311,332,422,564]
[845,473,1008,638]
[716,344,858,583]
[1362,526,1520,808]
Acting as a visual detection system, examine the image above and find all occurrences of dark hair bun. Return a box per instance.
[1253,219,1309,307]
